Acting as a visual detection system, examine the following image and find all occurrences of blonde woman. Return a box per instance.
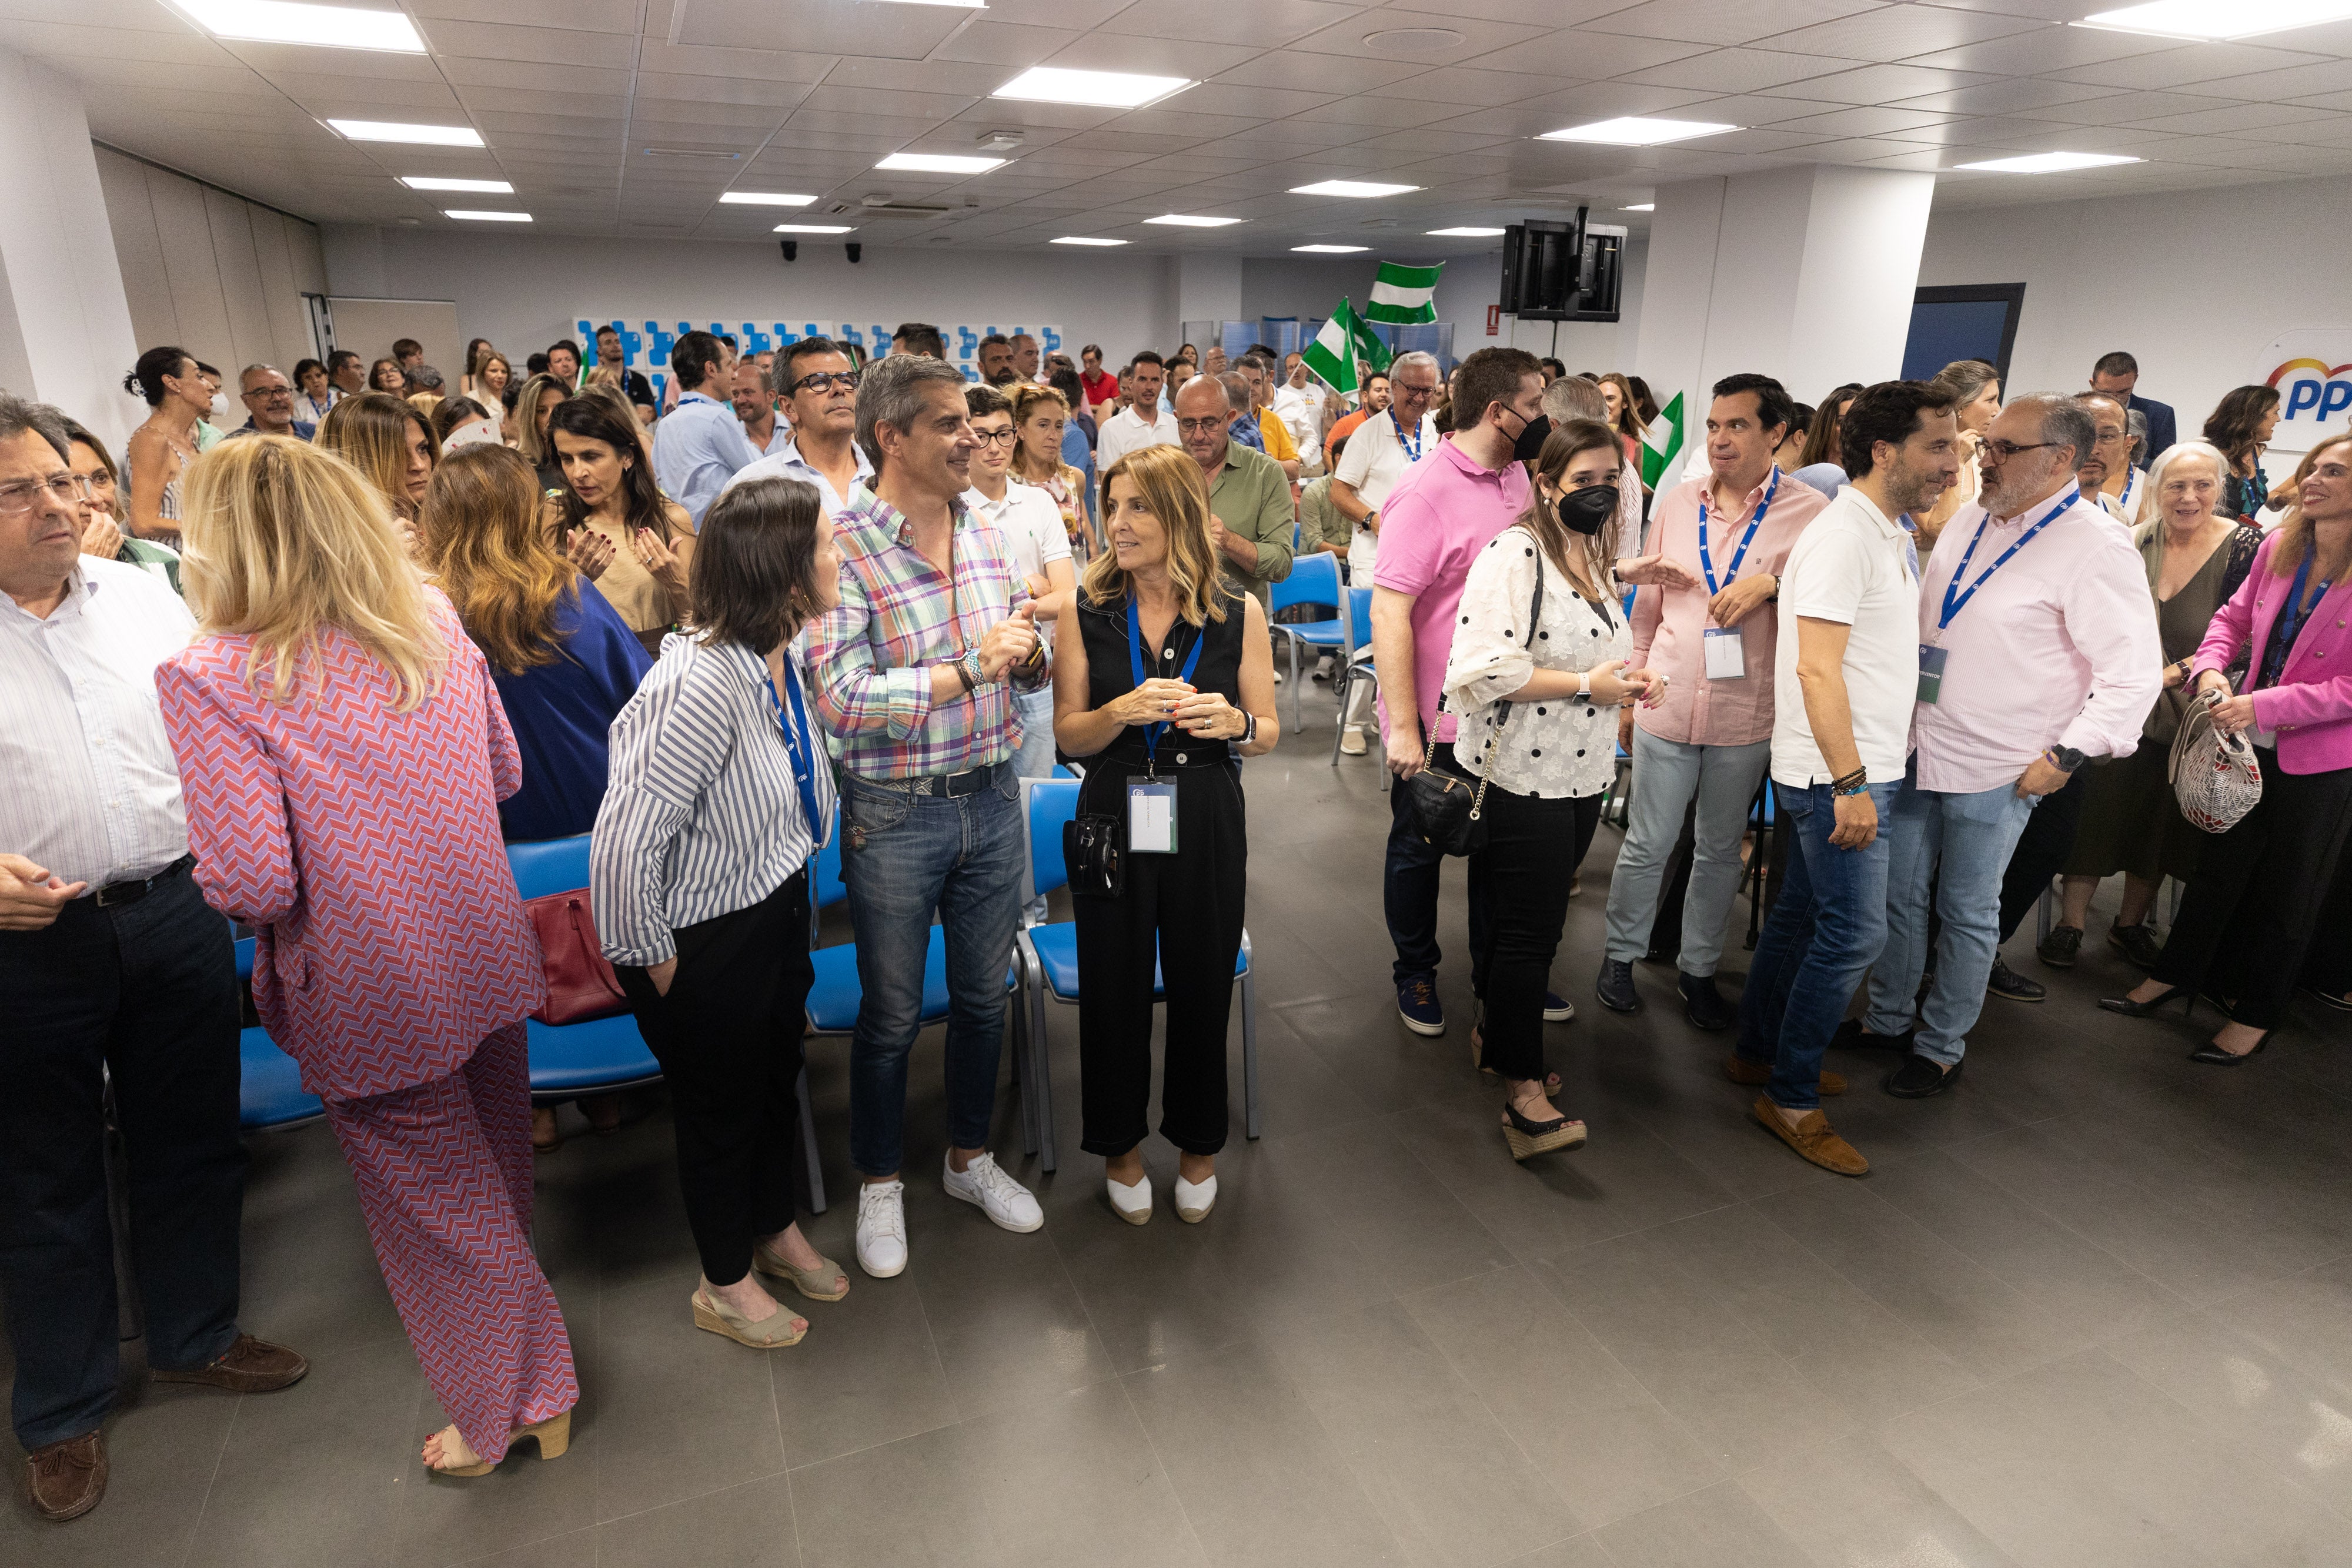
[1053,446,1279,1224]
[514,371,569,482]
[153,435,578,1479]
[1009,382,1091,553]
[316,392,436,528]
[1916,359,2001,550]
[1600,372,1648,483]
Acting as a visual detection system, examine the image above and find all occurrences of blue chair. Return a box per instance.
[233,938,323,1131]
[1328,583,1379,773]
[1012,778,1259,1173]
[1269,552,1348,734]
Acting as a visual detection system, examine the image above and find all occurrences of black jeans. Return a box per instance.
[1996,765,2089,942]
[1387,740,1494,988]
[1472,787,1603,1081]
[617,872,814,1288]
[0,867,245,1449]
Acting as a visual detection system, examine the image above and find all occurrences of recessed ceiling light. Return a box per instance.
[993,66,1192,108]
[1293,243,1370,253]
[175,0,424,52]
[445,209,530,222]
[1052,236,1128,246]
[1146,214,1245,228]
[876,152,1007,174]
[1541,117,1738,146]
[775,223,857,233]
[1426,226,1505,237]
[1623,203,1656,212]
[2074,0,2352,39]
[867,0,985,6]
[720,190,817,206]
[400,176,511,193]
[329,119,483,147]
[1955,151,2142,172]
[1290,179,1420,199]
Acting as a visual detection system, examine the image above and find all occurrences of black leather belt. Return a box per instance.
[88,854,195,908]
[857,765,998,798]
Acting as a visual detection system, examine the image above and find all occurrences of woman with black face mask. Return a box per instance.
[1441,419,1666,1160]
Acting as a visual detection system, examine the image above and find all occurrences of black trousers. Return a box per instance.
[1387,739,1494,988]
[2154,755,2352,1029]
[617,871,814,1288]
[2303,848,2352,997]
[1074,761,1246,1158]
[0,867,245,1449]
[1473,787,1605,1081]
[1996,765,2089,942]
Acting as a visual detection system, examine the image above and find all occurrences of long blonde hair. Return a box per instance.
[513,372,566,468]
[2271,434,2352,581]
[417,444,572,674]
[1083,445,1229,626]
[180,435,447,710]
[1010,382,1070,484]
[317,392,434,520]
[1601,372,1648,440]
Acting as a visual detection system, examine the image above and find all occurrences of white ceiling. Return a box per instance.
[16,0,2352,253]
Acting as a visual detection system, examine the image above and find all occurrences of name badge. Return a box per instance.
[1702,627,1745,680]
[1917,643,1949,704]
[1128,780,1178,854]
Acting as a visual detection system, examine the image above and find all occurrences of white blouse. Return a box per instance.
[1443,525,1630,801]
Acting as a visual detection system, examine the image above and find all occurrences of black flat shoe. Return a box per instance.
[1831,1018,1915,1052]
[1595,958,1639,1014]
[1987,958,2045,1002]
[1679,971,1736,1032]
[2107,923,2165,971]
[1883,1053,1962,1098]
[2305,986,2352,1014]
[2037,925,2083,969]
[2098,985,2194,1019]
[2189,1035,2268,1066]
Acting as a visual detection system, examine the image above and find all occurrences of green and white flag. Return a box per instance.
[1364,260,1443,325]
[1348,304,1392,376]
[1640,390,1686,490]
[1302,300,1359,395]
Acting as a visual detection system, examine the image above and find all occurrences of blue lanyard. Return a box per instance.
[2117,467,2138,510]
[1394,410,1424,464]
[1936,486,2078,638]
[1697,467,1780,595]
[761,658,824,840]
[1127,601,1208,772]
[2273,547,2331,667]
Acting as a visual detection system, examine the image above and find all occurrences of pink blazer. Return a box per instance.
[156,591,546,1100]
[2193,530,2352,775]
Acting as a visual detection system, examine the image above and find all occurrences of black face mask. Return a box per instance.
[1509,412,1552,464]
[1557,484,1618,536]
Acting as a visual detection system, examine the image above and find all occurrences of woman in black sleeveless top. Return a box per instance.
[1053,445,1279,1226]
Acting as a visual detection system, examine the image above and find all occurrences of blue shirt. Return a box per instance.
[490,580,653,842]
[1062,422,1097,526]
[652,390,760,527]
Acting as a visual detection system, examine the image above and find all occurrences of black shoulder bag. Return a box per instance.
[1406,543,1545,857]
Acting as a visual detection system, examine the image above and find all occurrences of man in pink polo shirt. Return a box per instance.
[1599,375,1829,1029]
[1371,347,1550,1037]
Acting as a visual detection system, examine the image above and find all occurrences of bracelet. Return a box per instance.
[1829,767,1867,795]
[951,653,976,695]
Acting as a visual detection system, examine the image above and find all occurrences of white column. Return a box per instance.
[0,49,143,449]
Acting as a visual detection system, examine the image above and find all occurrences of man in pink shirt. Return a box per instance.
[1849,393,2161,1097]
[1600,375,1828,1029]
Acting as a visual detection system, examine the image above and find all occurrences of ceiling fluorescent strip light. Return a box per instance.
[993,66,1192,108]
[445,209,531,222]
[1954,151,2141,172]
[1426,226,1505,236]
[877,152,1007,173]
[177,0,424,51]
[1146,214,1244,227]
[776,224,856,233]
[329,119,483,146]
[402,176,510,193]
[2074,0,2352,38]
[720,191,817,206]
[1289,180,1418,198]
[1540,116,1736,145]
[1052,236,1127,246]
[1293,243,1369,253]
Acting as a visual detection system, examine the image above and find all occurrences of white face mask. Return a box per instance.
[209,390,230,421]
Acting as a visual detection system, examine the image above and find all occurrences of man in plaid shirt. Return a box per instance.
[807,352,1050,1280]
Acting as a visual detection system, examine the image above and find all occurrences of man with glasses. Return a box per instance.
[1174,375,1295,614]
[2076,390,2143,526]
[0,397,306,1523]
[1843,394,2160,1095]
[224,365,315,442]
[1095,350,1177,473]
[651,329,761,529]
[1332,355,1440,755]
[730,357,789,457]
[723,336,872,515]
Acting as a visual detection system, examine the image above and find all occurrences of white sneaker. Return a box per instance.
[1174,1172,1217,1223]
[1339,724,1367,756]
[1107,1172,1152,1225]
[855,1180,908,1278]
[942,1151,1044,1233]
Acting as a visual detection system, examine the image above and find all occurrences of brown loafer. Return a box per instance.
[151,1333,309,1394]
[1749,1095,1869,1176]
[25,1431,106,1522]
[1723,1055,1845,1095]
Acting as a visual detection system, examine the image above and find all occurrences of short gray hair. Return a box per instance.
[2014,392,2095,472]
[855,350,970,473]
[239,363,285,390]
[1542,374,1606,424]
[1389,350,1440,385]
[1218,373,1253,414]
[0,394,70,462]
[2147,438,2228,491]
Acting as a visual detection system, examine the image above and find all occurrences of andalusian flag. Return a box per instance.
[1365,260,1443,324]
[1348,306,1392,376]
[1640,390,1686,489]
[1302,300,1360,395]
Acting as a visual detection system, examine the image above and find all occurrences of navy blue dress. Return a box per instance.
[490,579,653,841]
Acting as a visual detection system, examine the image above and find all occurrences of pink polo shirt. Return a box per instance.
[1372,436,1532,745]
[1631,466,1828,747]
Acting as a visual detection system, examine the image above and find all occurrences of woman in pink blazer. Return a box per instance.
[2104,433,2352,1062]
[154,436,577,1477]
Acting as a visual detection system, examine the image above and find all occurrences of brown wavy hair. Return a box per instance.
[417,444,573,674]
[1083,444,1228,626]
[2269,434,2352,583]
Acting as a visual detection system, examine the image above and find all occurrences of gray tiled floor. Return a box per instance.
[11,678,2352,1567]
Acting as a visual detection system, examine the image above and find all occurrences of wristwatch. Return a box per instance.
[1238,711,1258,745]
[2045,744,2086,773]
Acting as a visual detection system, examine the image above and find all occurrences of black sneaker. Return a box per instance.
[1986,958,2046,1002]
[1883,1053,1962,1098]
[1679,971,1736,1032]
[1832,1018,1915,1052]
[2037,925,2083,969]
[1396,978,1445,1037]
[1595,959,1639,1014]
[2108,923,2164,971]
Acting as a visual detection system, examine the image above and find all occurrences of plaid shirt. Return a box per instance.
[807,487,1049,780]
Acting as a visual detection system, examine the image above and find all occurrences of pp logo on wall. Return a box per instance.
[2259,329,2352,452]
[572,317,1064,404]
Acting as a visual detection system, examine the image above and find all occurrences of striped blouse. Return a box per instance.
[590,631,837,967]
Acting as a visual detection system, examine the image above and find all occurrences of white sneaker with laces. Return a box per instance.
[855,1180,908,1278]
[942,1151,1044,1233]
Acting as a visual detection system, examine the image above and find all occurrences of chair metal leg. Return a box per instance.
[1030,969,1058,1174]
[1288,636,1304,735]
[1014,971,1038,1158]
[797,1062,826,1215]
[1241,932,1261,1141]
[1328,666,1348,767]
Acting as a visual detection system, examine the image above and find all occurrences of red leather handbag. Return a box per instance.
[524,888,629,1024]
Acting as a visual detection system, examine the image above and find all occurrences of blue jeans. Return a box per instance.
[841,763,1024,1177]
[1864,762,2038,1066]
[1736,781,1898,1111]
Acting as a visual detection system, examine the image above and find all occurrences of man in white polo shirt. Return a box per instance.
[1095,352,1178,473]
[1735,381,1959,1177]
[1331,350,1441,754]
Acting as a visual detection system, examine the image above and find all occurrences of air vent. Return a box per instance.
[830,195,954,218]
[640,146,741,161]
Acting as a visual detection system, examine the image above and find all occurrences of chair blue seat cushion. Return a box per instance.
[805,927,1020,1035]
[240,1027,323,1129]
[1024,922,1247,1001]
[526,1013,660,1096]
[1279,618,1347,647]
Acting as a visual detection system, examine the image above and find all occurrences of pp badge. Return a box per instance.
[1702,627,1745,679]
[1128,780,1177,854]
[1917,643,1949,704]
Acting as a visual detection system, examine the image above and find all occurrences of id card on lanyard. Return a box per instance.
[1127,602,1206,854]
[1698,467,1778,678]
[1919,487,2075,704]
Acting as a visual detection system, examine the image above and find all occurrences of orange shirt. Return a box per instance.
[1325,409,1369,466]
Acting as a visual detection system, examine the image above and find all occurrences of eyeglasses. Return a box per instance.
[243,385,292,400]
[789,370,861,395]
[1175,416,1228,435]
[0,473,89,515]
[972,427,1020,446]
[1981,439,2058,462]
[1392,382,1438,401]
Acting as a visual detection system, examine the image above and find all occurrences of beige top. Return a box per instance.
[573,513,674,634]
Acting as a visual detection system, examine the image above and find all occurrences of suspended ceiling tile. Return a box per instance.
[1616,46,1870,92]
[927,21,1081,69]
[417,20,639,69]
[2052,41,2334,91]
[409,0,639,29]
[1209,51,1426,93]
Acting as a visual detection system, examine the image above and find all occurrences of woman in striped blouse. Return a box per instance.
[590,476,848,1349]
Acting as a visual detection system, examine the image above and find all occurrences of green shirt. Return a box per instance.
[1297,476,1347,557]
[116,537,183,596]
[1205,441,1294,610]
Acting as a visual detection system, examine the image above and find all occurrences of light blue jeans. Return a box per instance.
[1602,729,1773,976]
[1863,759,2039,1066]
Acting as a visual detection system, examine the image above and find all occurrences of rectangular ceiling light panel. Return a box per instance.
[402,176,510,193]
[2077,0,2352,38]
[331,119,483,146]
[1147,214,1245,227]
[776,224,856,233]
[1954,151,2141,171]
[1293,243,1369,252]
[876,152,1007,173]
[1289,179,1419,198]
[445,209,531,222]
[1541,117,1737,145]
[720,191,818,206]
[1427,226,1505,236]
[994,66,1192,107]
[177,0,424,51]
[1053,236,1128,245]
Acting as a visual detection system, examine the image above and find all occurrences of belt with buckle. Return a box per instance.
[857,765,997,798]
[88,854,195,908]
